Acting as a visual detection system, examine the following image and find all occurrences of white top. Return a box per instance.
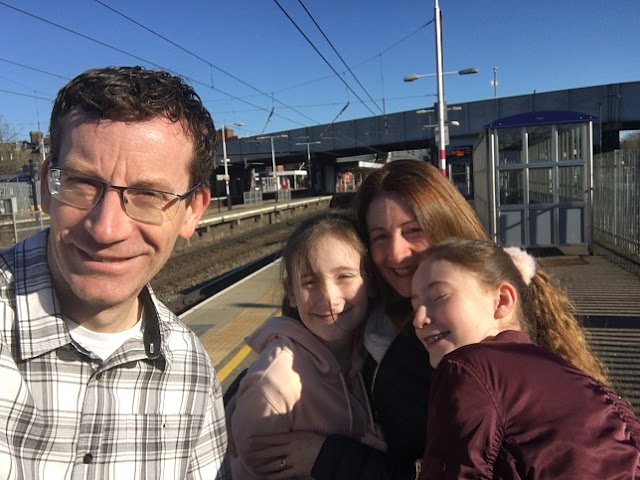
[65,316,143,361]
[363,305,398,363]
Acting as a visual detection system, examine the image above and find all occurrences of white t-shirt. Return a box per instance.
[65,316,143,361]
[363,305,398,363]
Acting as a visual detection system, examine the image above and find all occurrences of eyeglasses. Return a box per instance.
[47,165,201,225]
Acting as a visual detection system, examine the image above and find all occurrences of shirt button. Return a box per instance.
[83,453,93,464]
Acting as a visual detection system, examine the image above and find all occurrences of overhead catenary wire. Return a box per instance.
[0,1,309,130]
[261,106,275,135]
[1,1,433,129]
[1,54,390,155]
[295,0,383,114]
[92,0,320,127]
[0,2,410,155]
[0,89,54,102]
[0,58,71,81]
[211,92,437,117]
[270,20,434,96]
[271,0,378,117]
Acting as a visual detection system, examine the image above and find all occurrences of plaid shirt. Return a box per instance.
[0,231,230,479]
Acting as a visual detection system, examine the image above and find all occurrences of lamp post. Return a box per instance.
[269,137,277,196]
[257,134,289,201]
[433,0,447,176]
[295,141,321,191]
[405,65,476,176]
[220,122,243,210]
[404,1,477,175]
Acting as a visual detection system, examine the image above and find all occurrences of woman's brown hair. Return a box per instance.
[354,159,489,303]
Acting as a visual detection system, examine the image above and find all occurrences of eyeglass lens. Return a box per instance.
[48,169,181,225]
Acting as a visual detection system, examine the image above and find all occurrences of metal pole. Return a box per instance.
[215,173,221,212]
[493,67,499,98]
[599,103,603,154]
[10,198,18,243]
[39,136,46,163]
[434,0,447,175]
[221,124,232,210]
[28,159,39,212]
[271,136,278,202]
[306,143,312,190]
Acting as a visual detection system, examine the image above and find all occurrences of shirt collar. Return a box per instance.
[12,230,171,365]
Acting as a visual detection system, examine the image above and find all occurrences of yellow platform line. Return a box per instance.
[217,345,252,382]
[199,286,282,367]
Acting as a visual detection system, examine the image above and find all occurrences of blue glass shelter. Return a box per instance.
[472,111,595,248]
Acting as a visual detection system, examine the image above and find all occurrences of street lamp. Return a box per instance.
[257,134,289,200]
[403,68,477,82]
[422,120,460,129]
[220,122,243,210]
[295,141,321,191]
[404,0,478,175]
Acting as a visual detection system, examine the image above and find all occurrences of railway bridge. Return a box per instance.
[221,81,640,195]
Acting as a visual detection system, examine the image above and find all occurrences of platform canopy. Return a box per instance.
[484,110,596,129]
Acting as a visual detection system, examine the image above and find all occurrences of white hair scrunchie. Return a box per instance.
[503,247,537,286]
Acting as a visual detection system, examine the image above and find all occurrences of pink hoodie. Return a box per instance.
[231,316,386,479]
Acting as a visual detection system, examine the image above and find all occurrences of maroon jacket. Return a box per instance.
[419,330,640,479]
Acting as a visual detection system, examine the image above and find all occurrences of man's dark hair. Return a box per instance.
[49,66,217,187]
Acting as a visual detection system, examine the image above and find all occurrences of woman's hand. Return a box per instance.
[245,431,326,479]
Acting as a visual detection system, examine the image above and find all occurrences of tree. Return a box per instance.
[620,130,640,150]
[0,115,31,175]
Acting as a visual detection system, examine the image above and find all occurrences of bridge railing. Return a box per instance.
[593,149,640,275]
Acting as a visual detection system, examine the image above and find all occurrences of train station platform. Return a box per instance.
[181,244,640,414]
[180,260,282,392]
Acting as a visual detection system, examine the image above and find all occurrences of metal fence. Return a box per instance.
[0,181,45,246]
[592,150,640,274]
[0,181,41,213]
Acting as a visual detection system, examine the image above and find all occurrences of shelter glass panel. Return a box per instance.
[527,125,553,163]
[558,123,584,161]
[498,169,524,205]
[497,128,522,165]
[559,208,584,243]
[499,211,525,246]
[529,167,553,204]
[529,208,554,245]
[558,165,583,202]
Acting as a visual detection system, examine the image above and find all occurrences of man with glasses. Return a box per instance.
[0,67,229,479]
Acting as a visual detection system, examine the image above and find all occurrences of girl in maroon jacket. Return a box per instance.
[412,238,640,479]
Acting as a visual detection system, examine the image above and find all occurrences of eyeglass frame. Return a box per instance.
[46,160,202,225]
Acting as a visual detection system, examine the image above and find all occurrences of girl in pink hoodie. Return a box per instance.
[231,213,385,479]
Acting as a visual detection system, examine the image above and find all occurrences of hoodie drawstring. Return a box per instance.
[339,371,354,436]
[358,372,377,434]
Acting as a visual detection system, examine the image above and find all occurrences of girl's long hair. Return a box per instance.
[422,238,610,386]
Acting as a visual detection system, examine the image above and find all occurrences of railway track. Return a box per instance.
[166,250,281,315]
[150,208,328,311]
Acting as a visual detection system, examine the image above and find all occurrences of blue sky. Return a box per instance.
[1,0,639,141]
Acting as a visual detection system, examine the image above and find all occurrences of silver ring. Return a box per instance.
[280,458,287,470]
